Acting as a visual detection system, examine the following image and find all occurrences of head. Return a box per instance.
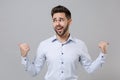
[51,5,72,37]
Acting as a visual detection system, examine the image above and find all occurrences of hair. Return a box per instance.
[51,5,71,20]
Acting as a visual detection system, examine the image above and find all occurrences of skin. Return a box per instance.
[18,13,109,57]
[52,13,71,42]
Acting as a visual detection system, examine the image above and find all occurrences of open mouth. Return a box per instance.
[57,27,63,31]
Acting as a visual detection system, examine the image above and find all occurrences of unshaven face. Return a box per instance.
[52,13,71,37]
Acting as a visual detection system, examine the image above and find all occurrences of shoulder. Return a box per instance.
[73,37,86,46]
[73,38,88,54]
[72,37,88,50]
[38,36,54,47]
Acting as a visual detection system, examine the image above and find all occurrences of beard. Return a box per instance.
[54,24,69,37]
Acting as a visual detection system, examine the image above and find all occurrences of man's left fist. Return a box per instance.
[98,41,109,54]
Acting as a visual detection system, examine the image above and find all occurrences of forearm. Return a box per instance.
[21,56,40,76]
[84,52,106,73]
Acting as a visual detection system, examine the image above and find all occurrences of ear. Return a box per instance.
[68,19,72,25]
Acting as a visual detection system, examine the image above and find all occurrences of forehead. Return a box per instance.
[52,13,66,19]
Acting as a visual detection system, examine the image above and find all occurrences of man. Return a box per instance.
[19,5,109,80]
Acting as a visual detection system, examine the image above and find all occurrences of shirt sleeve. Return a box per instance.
[80,42,106,73]
[21,43,46,76]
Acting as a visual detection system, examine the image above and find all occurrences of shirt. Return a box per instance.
[21,35,105,80]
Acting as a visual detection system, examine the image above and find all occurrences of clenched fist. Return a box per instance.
[98,41,109,54]
[18,43,30,57]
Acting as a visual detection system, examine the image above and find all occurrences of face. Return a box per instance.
[52,13,71,37]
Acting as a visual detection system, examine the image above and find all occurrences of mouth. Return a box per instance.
[56,27,63,32]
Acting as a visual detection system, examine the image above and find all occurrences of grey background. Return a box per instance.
[0,0,119,80]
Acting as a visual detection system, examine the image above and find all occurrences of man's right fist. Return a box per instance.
[18,43,30,57]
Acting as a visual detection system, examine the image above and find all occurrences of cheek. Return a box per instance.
[63,22,68,27]
[61,22,65,26]
[60,22,66,27]
[52,23,56,28]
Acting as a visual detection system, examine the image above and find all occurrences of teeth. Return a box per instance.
[57,27,63,30]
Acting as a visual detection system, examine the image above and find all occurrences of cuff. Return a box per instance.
[99,52,106,63]
[99,52,106,58]
[21,56,28,65]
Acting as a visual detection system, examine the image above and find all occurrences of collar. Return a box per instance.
[51,34,74,43]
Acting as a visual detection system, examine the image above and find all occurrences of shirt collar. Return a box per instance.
[51,34,74,43]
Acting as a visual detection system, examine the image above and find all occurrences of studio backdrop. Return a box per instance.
[0,0,120,80]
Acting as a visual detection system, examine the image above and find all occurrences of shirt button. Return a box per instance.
[24,59,26,61]
[61,62,64,64]
[61,53,63,55]
[61,71,64,73]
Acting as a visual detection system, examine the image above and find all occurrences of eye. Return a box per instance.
[52,18,65,22]
[59,18,64,22]
[53,19,57,22]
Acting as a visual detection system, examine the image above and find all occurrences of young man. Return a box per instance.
[19,5,109,80]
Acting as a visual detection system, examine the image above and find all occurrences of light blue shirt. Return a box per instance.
[21,35,105,80]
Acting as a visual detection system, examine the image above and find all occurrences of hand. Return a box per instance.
[18,43,30,57]
[98,41,109,54]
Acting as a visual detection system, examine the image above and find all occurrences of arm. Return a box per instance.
[80,41,109,73]
[19,43,46,76]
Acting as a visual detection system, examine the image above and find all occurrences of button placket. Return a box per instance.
[59,43,65,79]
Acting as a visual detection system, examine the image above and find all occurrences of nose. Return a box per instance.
[56,21,60,26]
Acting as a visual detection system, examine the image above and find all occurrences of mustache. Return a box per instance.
[55,25,63,28]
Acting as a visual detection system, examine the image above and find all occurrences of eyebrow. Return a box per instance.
[53,17,64,20]
[53,18,57,21]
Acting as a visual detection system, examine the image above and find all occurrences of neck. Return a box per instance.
[56,32,70,43]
